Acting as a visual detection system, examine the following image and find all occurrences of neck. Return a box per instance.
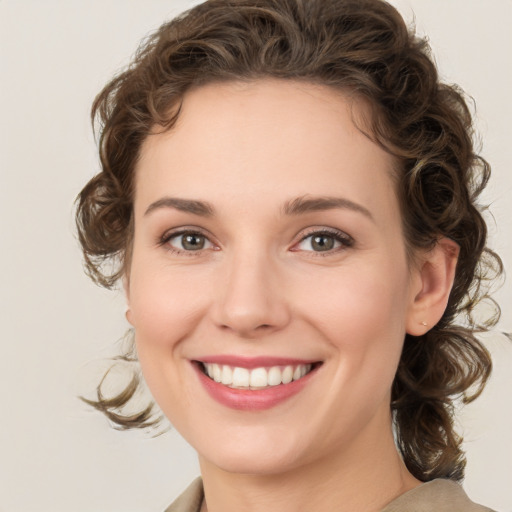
[198,413,421,512]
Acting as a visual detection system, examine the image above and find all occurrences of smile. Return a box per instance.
[201,363,313,389]
[193,357,321,411]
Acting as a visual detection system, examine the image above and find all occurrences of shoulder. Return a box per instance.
[164,478,204,512]
[381,479,496,512]
[165,477,495,512]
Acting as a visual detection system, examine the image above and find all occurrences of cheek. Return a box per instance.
[128,259,210,348]
[296,262,410,345]
[127,261,208,419]
[293,260,411,403]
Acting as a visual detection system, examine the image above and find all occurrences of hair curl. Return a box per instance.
[76,0,503,481]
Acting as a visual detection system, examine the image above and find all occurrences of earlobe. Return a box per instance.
[122,275,134,326]
[125,307,134,326]
[406,238,459,336]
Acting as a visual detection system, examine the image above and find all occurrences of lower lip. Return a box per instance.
[193,363,318,411]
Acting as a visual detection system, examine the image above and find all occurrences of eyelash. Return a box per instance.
[293,228,354,255]
[159,227,354,256]
[159,228,215,257]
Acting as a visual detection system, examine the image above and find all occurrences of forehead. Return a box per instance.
[134,79,399,222]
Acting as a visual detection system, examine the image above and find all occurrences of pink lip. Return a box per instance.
[192,358,321,411]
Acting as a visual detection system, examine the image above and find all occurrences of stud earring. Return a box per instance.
[420,321,428,327]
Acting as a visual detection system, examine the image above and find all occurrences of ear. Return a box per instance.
[406,238,459,336]
[122,275,134,326]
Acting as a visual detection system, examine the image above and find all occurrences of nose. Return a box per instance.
[210,251,291,338]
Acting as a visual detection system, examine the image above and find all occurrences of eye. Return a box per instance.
[165,230,214,252]
[294,229,353,253]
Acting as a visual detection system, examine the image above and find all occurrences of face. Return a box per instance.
[126,80,423,475]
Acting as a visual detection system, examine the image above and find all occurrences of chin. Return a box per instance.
[202,448,302,476]
[194,424,322,477]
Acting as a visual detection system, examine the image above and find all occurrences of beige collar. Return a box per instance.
[165,477,494,512]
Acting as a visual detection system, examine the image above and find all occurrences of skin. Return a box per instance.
[126,80,458,512]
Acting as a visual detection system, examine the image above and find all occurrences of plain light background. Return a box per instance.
[1,1,511,511]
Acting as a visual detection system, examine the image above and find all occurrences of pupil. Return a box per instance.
[312,235,334,251]
[183,234,204,250]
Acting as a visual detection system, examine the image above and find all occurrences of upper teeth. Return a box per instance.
[203,363,312,389]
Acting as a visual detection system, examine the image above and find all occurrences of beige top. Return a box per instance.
[164,477,496,512]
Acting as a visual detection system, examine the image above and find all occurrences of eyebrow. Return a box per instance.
[282,195,374,221]
[144,197,215,217]
[144,194,374,221]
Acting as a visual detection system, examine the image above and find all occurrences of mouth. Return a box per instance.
[199,361,317,390]
[192,356,322,410]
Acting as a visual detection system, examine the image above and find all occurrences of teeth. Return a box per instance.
[203,363,313,389]
[268,366,282,386]
[232,367,250,387]
[221,365,233,385]
[282,365,293,384]
[249,367,268,388]
[212,364,222,383]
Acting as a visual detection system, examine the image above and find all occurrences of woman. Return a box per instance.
[76,0,503,510]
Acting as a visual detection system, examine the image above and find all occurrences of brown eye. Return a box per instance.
[182,234,205,250]
[168,232,212,252]
[295,230,353,253]
[311,235,335,251]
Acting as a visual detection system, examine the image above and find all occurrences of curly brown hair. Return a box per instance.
[76,0,503,482]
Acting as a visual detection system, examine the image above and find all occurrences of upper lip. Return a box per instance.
[193,355,321,369]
